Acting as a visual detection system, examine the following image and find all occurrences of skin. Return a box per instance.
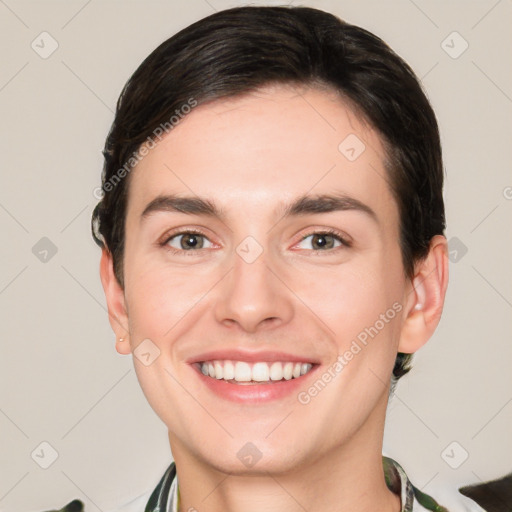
[100,84,449,512]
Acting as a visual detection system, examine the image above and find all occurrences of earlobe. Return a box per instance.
[99,249,131,355]
[115,335,131,355]
[398,235,449,354]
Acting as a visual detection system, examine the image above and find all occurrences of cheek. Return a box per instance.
[123,251,218,340]
[292,256,404,383]
[294,263,395,336]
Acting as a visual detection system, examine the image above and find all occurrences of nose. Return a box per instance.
[213,245,295,334]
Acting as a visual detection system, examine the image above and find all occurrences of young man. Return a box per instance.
[83,6,484,512]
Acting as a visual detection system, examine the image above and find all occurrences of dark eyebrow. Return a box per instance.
[140,192,378,224]
[141,195,223,222]
[281,192,377,223]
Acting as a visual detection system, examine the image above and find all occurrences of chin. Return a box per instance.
[199,445,307,477]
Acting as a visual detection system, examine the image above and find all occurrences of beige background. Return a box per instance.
[0,0,511,510]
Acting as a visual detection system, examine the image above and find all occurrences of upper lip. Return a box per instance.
[187,349,320,365]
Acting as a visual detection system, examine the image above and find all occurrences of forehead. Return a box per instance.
[126,84,398,228]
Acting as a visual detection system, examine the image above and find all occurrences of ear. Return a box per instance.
[398,235,449,354]
[99,248,131,355]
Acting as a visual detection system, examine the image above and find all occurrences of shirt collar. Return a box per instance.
[146,456,447,512]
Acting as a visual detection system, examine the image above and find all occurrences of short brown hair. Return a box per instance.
[91,6,445,383]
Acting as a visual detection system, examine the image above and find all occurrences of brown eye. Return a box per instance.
[311,233,336,250]
[297,231,347,251]
[165,232,212,251]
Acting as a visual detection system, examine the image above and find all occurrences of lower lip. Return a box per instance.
[192,364,319,403]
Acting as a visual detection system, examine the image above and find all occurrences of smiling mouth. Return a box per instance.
[196,360,315,384]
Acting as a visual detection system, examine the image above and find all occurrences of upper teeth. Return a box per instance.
[200,360,313,382]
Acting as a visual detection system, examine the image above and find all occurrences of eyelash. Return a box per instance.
[159,228,352,255]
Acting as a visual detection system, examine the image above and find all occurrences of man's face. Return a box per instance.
[120,85,414,473]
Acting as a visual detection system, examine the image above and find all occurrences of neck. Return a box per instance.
[169,398,401,512]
